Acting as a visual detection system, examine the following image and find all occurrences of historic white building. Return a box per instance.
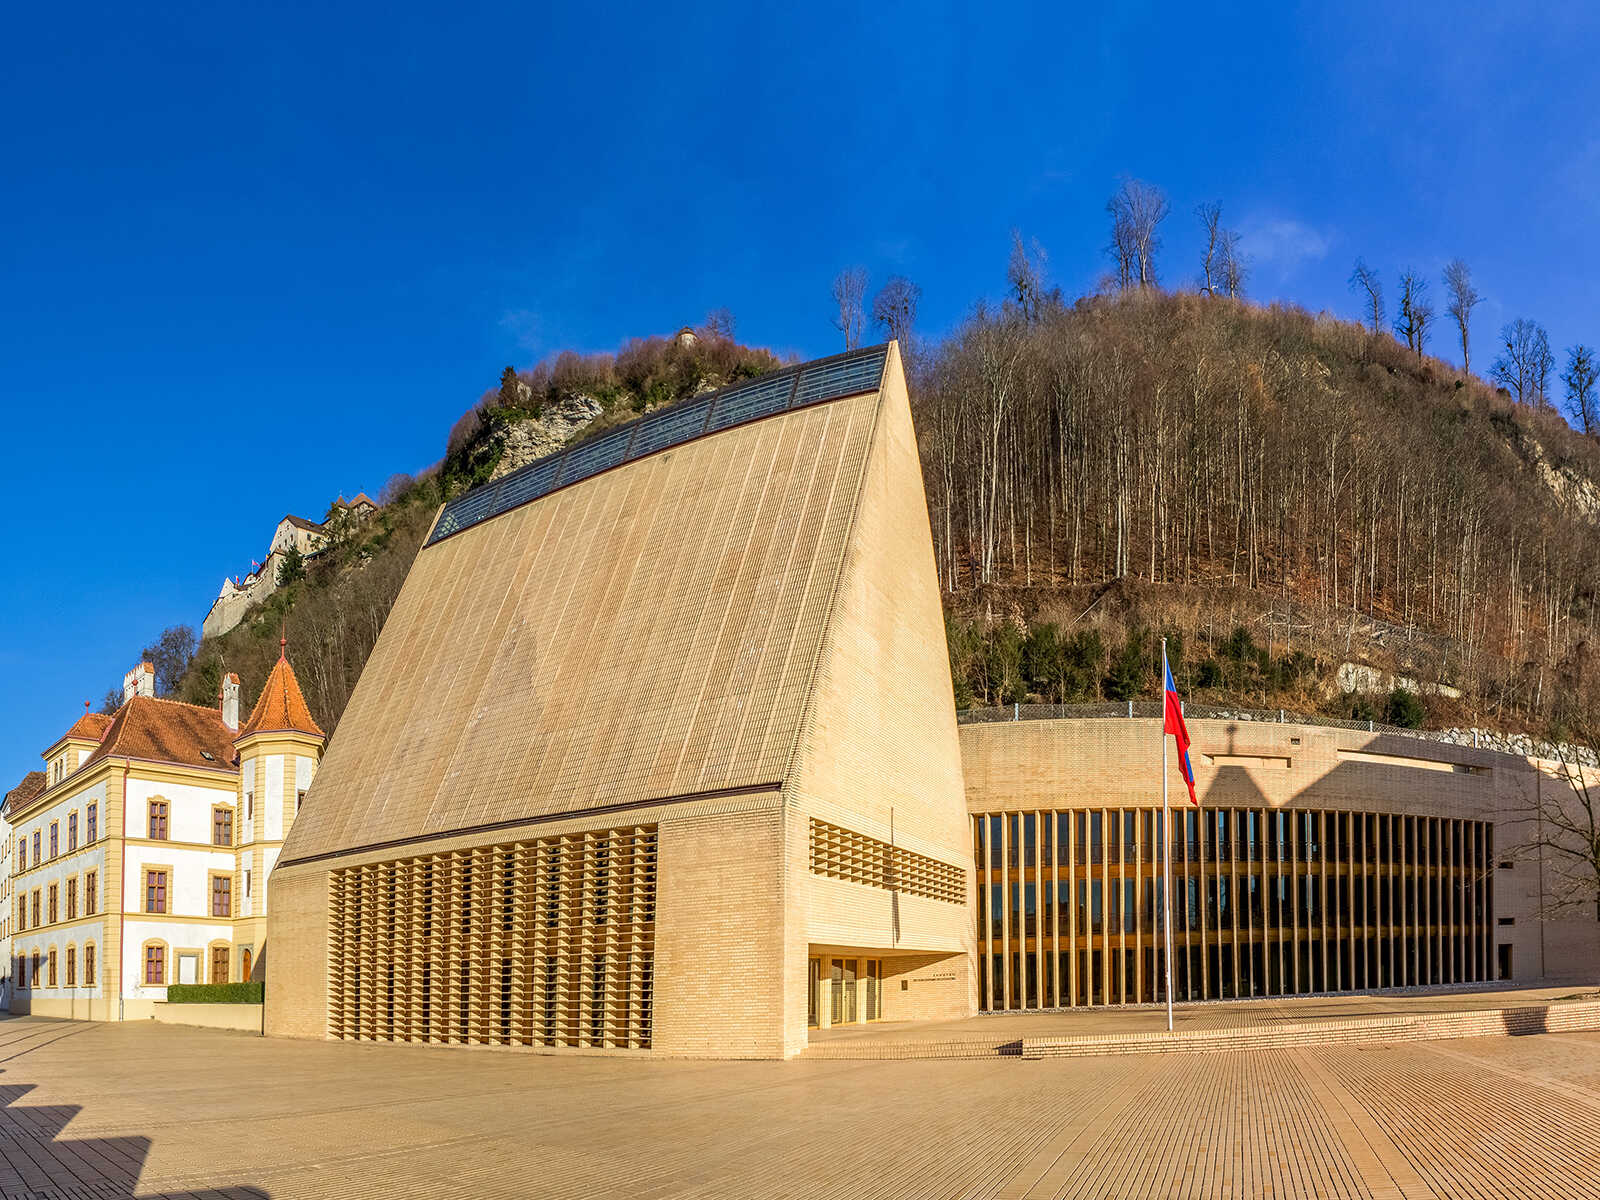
[8,656,323,1019]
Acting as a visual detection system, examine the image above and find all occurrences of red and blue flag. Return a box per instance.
[1163,663,1198,806]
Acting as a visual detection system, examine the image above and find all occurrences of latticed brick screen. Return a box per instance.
[328,826,657,1048]
[809,818,965,905]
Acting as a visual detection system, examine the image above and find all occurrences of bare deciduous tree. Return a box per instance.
[831,267,868,350]
[141,625,198,698]
[1393,269,1434,361]
[1516,728,1600,921]
[1218,229,1247,299]
[1442,259,1482,375]
[1562,344,1599,436]
[703,308,736,341]
[1197,203,1246,299]
[1197,203,1223,295]
[1006,232,1050,323]
[1493,318,1555,406]
[871,275,921,346]
[1349,259,1385,334]
[1107,179,1169,289]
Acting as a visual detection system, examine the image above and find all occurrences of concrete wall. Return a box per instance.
[152,1001,263,1032]
[262,866,329,1039]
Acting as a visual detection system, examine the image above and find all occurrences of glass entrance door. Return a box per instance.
[830,958,857,1023]
[807,958,820,1026]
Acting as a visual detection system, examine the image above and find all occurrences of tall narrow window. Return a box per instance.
[47,949,56,987]
[211,945,229,984]
[66,877,76,921]
[31,890,40,927]
[47,884,57,924]
[211,875,232,917]
[32,832,39,863]
[49,823,58,859]
[244,868,252,900]
[30,952,40,988]
[84,944,96,986]
[144,944,165,984]
[84,871,97,916]
[16,842,23,872]
[245,791,254,822]
[65,946,75,987]
[148,801,168,840]
[213,807,233,847]
[296,789,306,814]
[67,812,77,851]
[86,804,97,843]
[16,896,24,932]
[145,870,167,914]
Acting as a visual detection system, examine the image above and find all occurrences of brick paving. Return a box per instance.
[1,1010,1599,1198]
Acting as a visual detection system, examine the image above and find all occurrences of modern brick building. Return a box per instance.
[266,342,975,1057]
[264,342,1600,1057]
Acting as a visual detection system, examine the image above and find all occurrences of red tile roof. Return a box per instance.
[239,654,324,740]
[61,712,113,743]
[4,771,45,813]
[82,696,238,773]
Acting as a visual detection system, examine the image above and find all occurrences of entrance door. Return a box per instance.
[831,958,857,1023]
[211,946,229,984]
[1497,943,1512,981]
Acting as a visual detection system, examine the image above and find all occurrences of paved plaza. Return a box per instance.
[3,1011,1600,1199]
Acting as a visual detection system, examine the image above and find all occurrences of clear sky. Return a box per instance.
[2,1,1597,776]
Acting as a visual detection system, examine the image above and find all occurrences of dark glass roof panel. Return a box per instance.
[704,374,796,434]
[427,344,889,546]
[626,397,712,460]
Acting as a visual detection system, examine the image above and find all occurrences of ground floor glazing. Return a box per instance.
[972,806,1495,1010]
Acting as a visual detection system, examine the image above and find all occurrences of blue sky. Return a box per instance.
[2,1,1597,774]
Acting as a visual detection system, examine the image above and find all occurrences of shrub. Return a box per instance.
[1384,687,1426,729]
[165,982,264,1004]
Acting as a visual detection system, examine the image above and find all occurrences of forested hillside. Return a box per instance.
[168,291,1600,744]
[919,291,1600,732]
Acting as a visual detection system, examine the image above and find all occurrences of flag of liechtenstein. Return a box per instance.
[1163,663,1199,806]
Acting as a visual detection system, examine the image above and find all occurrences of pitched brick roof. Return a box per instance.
[239,654,324,740]
[4,771,45,813]
[62,712,113,743]
[83,696,238,773]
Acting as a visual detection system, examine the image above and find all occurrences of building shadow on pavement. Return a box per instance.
[0,1022,270,1199]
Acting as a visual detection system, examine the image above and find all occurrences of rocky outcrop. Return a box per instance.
[487,394,605,481]
[1520,430,1600,526]
[1335,661,1462,700]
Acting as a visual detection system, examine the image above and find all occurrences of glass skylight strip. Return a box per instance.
[792,347,886,407]
[703,374,796,434]
[427,345,889,546]
[625,397,712,459]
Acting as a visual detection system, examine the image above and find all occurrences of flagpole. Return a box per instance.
[1161,637,1175,1034]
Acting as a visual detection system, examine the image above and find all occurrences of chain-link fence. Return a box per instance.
[954,702,1570,758]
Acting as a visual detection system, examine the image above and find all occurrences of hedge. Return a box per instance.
[164,982,264,1005]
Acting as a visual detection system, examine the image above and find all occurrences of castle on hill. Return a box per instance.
[202,494,377,638]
